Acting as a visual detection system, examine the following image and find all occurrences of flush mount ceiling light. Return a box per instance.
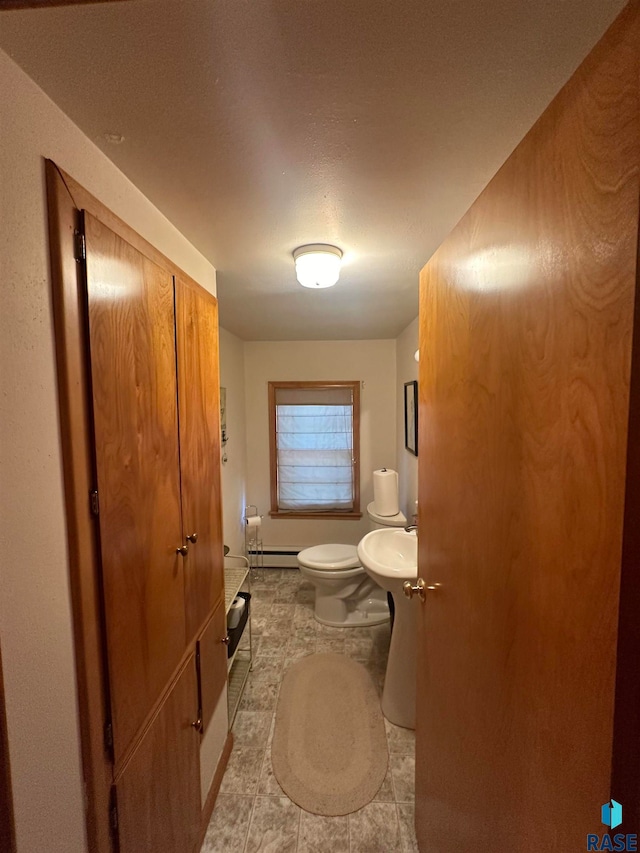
[293,244,343,288]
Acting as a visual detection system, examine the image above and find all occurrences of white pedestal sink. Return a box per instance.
[357,528,418,729]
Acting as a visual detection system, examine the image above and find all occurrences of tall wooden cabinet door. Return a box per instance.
[83,212,186,763]
[414,10,639,852]
[115,658,200,853]
[175,277,224,640]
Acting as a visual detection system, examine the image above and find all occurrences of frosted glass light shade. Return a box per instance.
[293,244,343,288]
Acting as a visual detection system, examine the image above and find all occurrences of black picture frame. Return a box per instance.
[404,380,418,456]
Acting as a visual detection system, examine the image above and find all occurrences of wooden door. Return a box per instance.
[84,212,186,763]
[415,7,639,851]
[175,277,224,640]
[115,658,200,853]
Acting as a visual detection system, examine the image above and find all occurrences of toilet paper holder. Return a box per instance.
[244,505,263,569]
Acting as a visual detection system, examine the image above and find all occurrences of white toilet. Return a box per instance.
[297,502,407,627]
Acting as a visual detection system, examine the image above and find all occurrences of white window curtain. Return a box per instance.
[274,386,355,512]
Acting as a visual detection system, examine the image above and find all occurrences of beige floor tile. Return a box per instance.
[348,801,402,852]
[316,637,346,654]
[384,719,416,754]
[293,603,316,625]
[245,796,301,853]
[256,749,285,797]
[389,754,415,803]
[294,586,315,605]
[298,811,349,853]
[253,634,288,657]
[291,623,317,640]
[270,603,296,620]
[261,615,294,638]
[372,765,395,803]
[397,804,419,853]
[344,635,376,658]
[201,794,253,853]
[232,710,273,748]
[238,679,280,712]
[219,746,265,795]
[283,651,316,673]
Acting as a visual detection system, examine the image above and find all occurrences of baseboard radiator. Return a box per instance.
[248,546,301,569]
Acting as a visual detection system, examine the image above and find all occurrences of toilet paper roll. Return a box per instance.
[227,596,245,629]
[245,515,262,528]
[373,468,399,517]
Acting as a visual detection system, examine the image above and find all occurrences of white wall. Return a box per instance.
[219,327,248,555]
[0,49,216,853]
[396,317,419,521]
[243,340,397,548]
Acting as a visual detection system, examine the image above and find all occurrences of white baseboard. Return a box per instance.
[247,547,301,568]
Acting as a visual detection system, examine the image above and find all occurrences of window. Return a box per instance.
[268,381,361,518]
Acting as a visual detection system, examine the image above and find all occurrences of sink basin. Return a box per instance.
[356,528,417,591]
[357,527,418,729]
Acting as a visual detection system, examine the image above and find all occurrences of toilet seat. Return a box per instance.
[297,544,361,572]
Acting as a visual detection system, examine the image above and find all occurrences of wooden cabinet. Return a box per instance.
[81,213,227,850]
[84,212,187,763]
[115,659,200,853]
[175,277,225,641]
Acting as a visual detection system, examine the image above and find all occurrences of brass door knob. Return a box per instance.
[403,579,441,603]
[186,533,198,543]
[176,544,189,557]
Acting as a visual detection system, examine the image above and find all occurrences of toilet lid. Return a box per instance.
[297,544,361,571]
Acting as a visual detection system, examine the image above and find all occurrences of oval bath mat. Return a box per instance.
[271,653,388,815]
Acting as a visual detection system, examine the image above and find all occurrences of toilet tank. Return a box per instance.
[366,501,407,530]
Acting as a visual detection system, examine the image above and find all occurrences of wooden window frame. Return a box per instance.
[268,380,362,520]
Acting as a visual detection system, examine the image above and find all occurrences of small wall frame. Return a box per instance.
[404,380,418,456]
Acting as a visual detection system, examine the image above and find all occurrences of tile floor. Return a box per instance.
[201,568,418,853]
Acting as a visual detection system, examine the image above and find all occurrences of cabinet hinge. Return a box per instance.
[90,489,100,517]
[104,720,113,757]
[74,230,86,262]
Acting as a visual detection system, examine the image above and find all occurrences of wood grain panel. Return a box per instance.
[45,162,112,853]
[197,599,227,735]
[175,277,224,640]
[115,658,200,853]
[84,211,186,765]
[415,5,639,850]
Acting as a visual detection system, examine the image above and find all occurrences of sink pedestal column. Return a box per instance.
[381,592,416,729]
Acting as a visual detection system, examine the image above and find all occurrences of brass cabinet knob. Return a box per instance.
[191,716,202,733]
[186,533,198,543]
[221,635,230,646]
[176,544,189,557]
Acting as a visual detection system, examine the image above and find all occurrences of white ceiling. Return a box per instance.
[0,0,626,340]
